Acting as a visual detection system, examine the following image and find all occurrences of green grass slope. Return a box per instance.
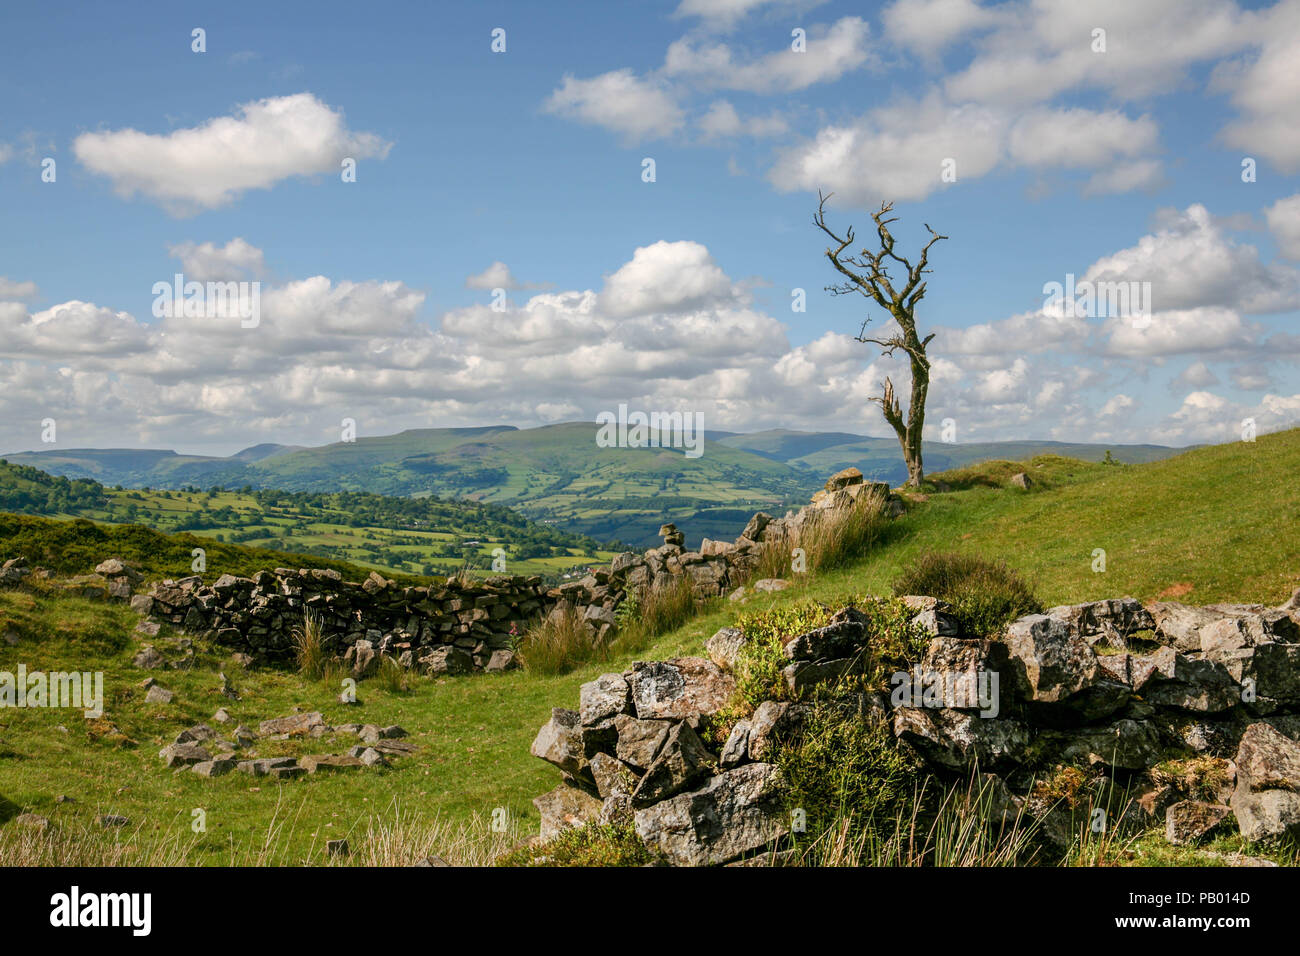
[851,429,1299,606]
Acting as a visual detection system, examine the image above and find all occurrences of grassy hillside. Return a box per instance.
[0,461,615,580]
[5,423,1185,547]
[0,430,1293,865]
[862,429,1299,606]
[718,429,1183,483]
[0,512,409,585]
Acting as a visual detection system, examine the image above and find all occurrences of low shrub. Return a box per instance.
[710,596,932,741]
[495,823,654,867]
[775,700,918,842]
[892,551,1042,637]
[775,708,1038,866]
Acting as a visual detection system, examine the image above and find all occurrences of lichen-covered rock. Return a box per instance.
[530,708,587,776]
[632,722,715,806]
[1165,801,1233,846]
[1004,613,1129,721]
[746,701,805,761]
[1231,787,1300,842]
[633,762,788,866]
[900,595,960,638]
[911,636,1008,711]
[892,708,1031,771]
[192,756,238,778]
[1246,643,1300,708]
[720,719,750,767]
[589,752,639,800]
[613,714,672,770]
[159,742,211,767]
[422,645,473,676]
[145,684,175,704]
[782,657,862,697]
[1046,598,1154,650]
[1139,647,1241,713]
[1150,602,1299,654]
[1047,718,1164,771]
[133,645,166,670]
[824,467,863,491]
[580,673,631,728]
[783,608,867,662]
[534,784,603,841]
[344,639,379,678]
[705,627,747,671]
[258,712,325,737]
[300,754,365,773]
[1235,722,1300,790]
[627,657,735,720]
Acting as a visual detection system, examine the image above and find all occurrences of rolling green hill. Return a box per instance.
[0,460,615,580]
[0,511,398,584]
[4,422,1186,546]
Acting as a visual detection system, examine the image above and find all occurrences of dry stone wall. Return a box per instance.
[134,467,898,675]
[529,589,1300,864]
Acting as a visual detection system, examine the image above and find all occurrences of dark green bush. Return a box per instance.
[892,551,1042,637]
[495,823,653,867]
[774,699,920,846]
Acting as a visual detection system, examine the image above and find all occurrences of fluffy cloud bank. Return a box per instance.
[545,0,1300,202]
[73,93,391,214]
[2,218,1296,453]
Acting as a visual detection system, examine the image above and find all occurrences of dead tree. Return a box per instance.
[814,191,947,487]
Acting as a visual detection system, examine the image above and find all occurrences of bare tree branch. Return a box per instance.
[816,194,947,487]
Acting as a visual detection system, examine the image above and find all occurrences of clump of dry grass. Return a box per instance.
[0,819,200,866]
[515,603,602,675]
[371,655,413,693]
[612,573,697,656]
[754,487,893,582]
[0,802,525,867]
[792,772,1039,867]
[291,609,327,680]
[343,806,525,866]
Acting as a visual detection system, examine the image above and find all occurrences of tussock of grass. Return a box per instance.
[613,574,697,656]
[755,488,894,581]
[893,551,1043,637]
[516,603,601,675]
[346,806,524,866]
[371,655,413,694]
[292,610,327,680]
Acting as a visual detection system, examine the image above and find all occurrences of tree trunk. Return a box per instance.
[903,349,928,487]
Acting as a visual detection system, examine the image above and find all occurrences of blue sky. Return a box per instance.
[1,0,1298,455]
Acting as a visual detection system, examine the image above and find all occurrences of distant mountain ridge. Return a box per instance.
[3,422,1186,546]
